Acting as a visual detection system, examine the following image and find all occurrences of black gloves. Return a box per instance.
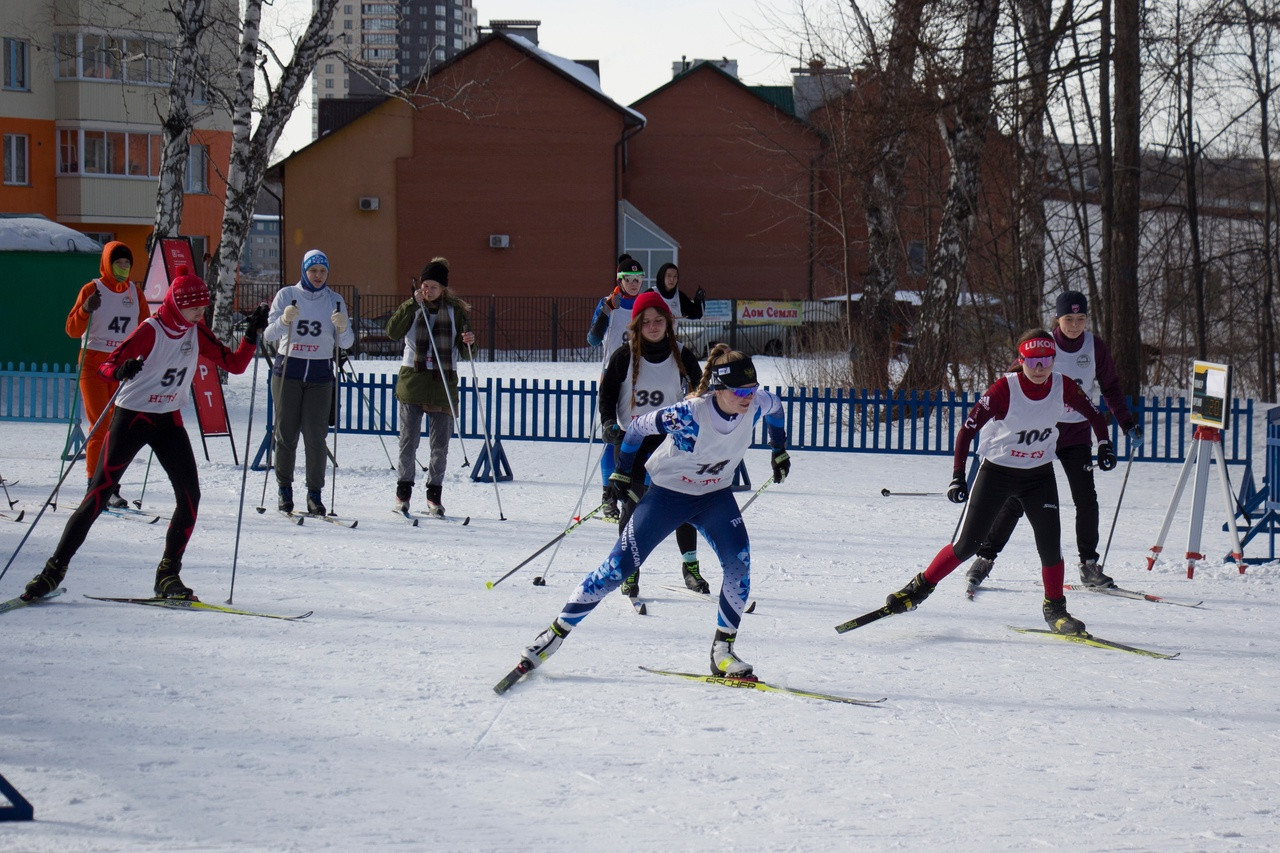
[1126,424,1144,448]
[114,358,144,382]
[1097,441,1117,471]
[603,421,625,447]
[84,290,102,313]
[771,448,790,483]
[244,304,269,344]
[947,469,968,504]
[606,470,641,506]
[694,287,706,305]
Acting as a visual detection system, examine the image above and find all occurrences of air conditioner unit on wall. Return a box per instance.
[489,234,510,249]
[358,196,380,211]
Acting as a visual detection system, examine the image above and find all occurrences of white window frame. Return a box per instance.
[185,144,208,193]
[3,37,29,91]
[3,134,30,185]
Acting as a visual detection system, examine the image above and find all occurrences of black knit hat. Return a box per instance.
[709,356,758,389]
[109,244,133,264]
[617,257,643,277]
[1055,290,1087,317]
[421,260,449,287]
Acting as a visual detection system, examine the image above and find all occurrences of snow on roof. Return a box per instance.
[507,34,646,126]
[0,215,101,253]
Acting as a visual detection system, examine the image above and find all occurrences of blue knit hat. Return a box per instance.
[302,249,329,274]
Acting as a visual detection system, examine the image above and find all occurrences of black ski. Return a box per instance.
[493,660,535,695]
[630,597,647,615]
[1008,626,1180,659]
[84,594,312,621]
[297,512,358,529]
[1063,583,1204,608]
[639,667,887,706]
[273,510,305,525]
[0,587,65,614]
[0,509,25,523]
[834,604,896,633]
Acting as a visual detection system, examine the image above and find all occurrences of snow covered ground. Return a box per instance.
[2,358,1278,852]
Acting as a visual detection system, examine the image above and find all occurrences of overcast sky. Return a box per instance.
[273,1,816,157]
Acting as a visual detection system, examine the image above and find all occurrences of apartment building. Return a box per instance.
[0,0,235,273]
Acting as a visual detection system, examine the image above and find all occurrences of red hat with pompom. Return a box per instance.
[169,266,210,310]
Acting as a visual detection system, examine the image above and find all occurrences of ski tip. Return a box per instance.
[745,600,756,614]
[462,517,472,525]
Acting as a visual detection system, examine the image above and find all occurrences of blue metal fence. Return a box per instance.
[1,362,1255,467]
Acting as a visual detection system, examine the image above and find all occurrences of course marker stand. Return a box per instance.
[471,437,512,482]
[0,770,33,821]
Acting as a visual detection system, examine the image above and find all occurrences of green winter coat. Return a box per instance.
[385,295,472,412]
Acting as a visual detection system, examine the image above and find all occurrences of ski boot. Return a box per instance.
[1078,559,1114,588]
[154,557,195,600]
[886,572,935,613]
[710,629,754,678]
[394,480,412,514]
[22,558,67,602]
[521,619,571,669]
[306,489,326,516]
[620,570,640,599]
[602,489,620,522]
[106,486,128,509]
[1043,596,1085,635]
[682,559,710,594]
[277,484,294,513]
[425,484,444,518]
[966,556,995,588]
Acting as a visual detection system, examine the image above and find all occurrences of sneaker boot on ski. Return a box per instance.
[394,480,412,513]
[425,484,444,518]
[306,489,326,516]
[106,486,128,509]
[710,629,754,678]
[278,484,294,513]
[966,556,995,588]
[1043,596,1086,635]
[1078,559,1114,588]
[22,558,67,601]
[886,572,936,613]
[154,557,195,600]
[602,489,620,522]
[682,559,710,594]
[620,570,640,598]
[520,619,571,669]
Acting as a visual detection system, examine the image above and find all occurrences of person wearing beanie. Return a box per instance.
[652,262,706,322]
[965,291,1142,591]
[597,290,707,598]
[21,270,269,603]
[501,345,791,689]
[262,249,356,516]
[384,257,474,518]
[587,255,649,519]
[64,240,152,506]
[874,329,1114,636]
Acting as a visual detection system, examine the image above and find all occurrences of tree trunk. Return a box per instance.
[1011,0,1056,330]
[152,0,208,246]
[1109,0,1143,397]
[209,0,340,338]
[901,0,1001,391]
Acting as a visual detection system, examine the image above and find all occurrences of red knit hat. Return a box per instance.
[630,290,671,319]
[169,266,210,310]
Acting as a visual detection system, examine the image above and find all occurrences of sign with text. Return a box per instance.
[737,300,802,326]
[190,356,235,462]
[143,237,197,305]
[1190,360,1231,430]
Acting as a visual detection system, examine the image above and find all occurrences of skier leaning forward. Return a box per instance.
[515,345,791,679]
[876,329,1115,635]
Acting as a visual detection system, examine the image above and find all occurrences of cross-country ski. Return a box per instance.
[84,595,312,621]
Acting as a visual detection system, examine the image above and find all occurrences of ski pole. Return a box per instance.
[1099,449,1136,571]
[466,341,505,521]
[418,301,471,467]
[739,478,773,512]
[0,470,16,509]
[328,300,343,517]
[534,434,605,586]
[50,313,93,510]
[1,379,127,583]
[133,451,154,509]
[487,502,608,589]
[228,336,266,604]
[881,488,939,497]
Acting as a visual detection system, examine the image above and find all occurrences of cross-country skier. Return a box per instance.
[878,329,1115,634]
[598,290,706,597]
[965,291,1141,590]
[65,240,151,506]
[513,345,791,679]
[21,269,269,602]
[587,255,647,521]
